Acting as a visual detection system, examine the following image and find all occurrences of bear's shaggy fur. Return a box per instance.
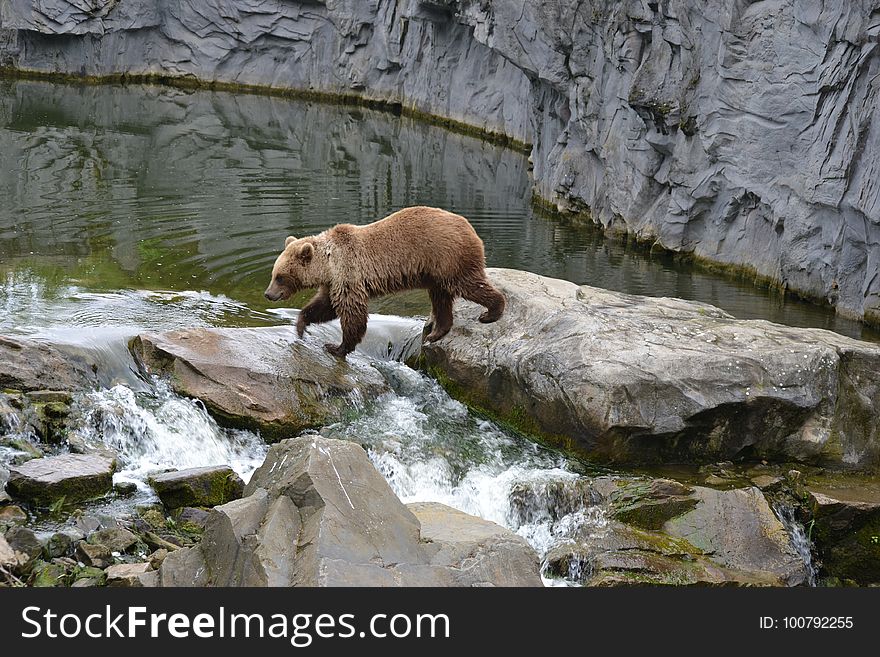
[264,206,505,358]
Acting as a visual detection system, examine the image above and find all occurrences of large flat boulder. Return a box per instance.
[131,328,389,440]
[6,454,116,506]
[422,268,880,468]
[159,436,542,587]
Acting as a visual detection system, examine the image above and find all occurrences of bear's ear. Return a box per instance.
[285,236,297,248]
[298,242,314,264]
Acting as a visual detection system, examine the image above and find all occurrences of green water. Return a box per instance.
[1,79,876,342]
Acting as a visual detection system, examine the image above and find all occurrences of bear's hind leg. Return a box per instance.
[462,277,506,323]
[296,286,337,337]
[425,288,454,342]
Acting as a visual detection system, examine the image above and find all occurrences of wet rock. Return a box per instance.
[751,475,785,492]
[0,463,9,504]
[44,531,79,559]
[545,478,807,586]
[6,454,115,506]
[544,522,751,586]
[664,487,807,586]
[159,436,541,587]
[113,481,138,496]
[88,527,139,554]
[173,507,211,531]
[422,268,880,468]
[0,505,28,526]
[148,466,244,509]
[4,526,43,569]
[132,327,389,440]
[105,562,153,587]
[609,480,697,530]
[808,487,880,585]
[0,335,100,392]
[67,432,119,461]
[29,399,71,444]
[75,541,113,569]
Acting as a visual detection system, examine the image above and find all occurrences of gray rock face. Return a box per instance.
[131,328,389,439]
[158,436,542,586]
[422,268,880,468]
[1,1,878,325]
[6,453,116,505]
[148,466,244,510]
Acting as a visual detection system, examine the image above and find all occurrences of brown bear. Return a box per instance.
[264,206,506,358]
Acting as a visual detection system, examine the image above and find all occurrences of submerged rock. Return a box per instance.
[6,454,116,506]
[808,486,880,585]
[131,327,389,439]
[422,269,880,468]
[158,436,541,587]
[148,465,244,510]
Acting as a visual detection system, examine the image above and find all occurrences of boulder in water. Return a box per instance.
[158,436,542,587]
[131,327,390,440]
[422,268,880,468]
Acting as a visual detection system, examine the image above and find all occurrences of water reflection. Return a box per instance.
[0,79,875,341]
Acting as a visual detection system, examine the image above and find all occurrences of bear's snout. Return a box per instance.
[264,286,284,301]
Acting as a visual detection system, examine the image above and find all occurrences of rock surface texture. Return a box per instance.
[6,453,116,505]
[422,268,880,468]
[131,327,389,439]
[157,436,543,586]
[1,1,878,325]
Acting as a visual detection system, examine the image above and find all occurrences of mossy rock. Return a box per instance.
[30,560,69,587]
[148,466,244,509]
[609,479,698,529]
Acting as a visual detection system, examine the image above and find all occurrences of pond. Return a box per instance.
[1,79,875,342]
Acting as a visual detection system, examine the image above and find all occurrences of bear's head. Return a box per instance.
[264,236,324,301]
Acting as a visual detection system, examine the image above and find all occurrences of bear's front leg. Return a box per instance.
[297,285,337,337]
[326,283,369,359]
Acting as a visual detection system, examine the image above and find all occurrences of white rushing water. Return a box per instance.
[47,349,604,583]
[321,360,608,579]
[68,379,267,492]
[774,503,818,587]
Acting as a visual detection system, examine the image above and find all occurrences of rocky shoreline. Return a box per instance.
[3,269,880,586]
[1,0,878,326]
